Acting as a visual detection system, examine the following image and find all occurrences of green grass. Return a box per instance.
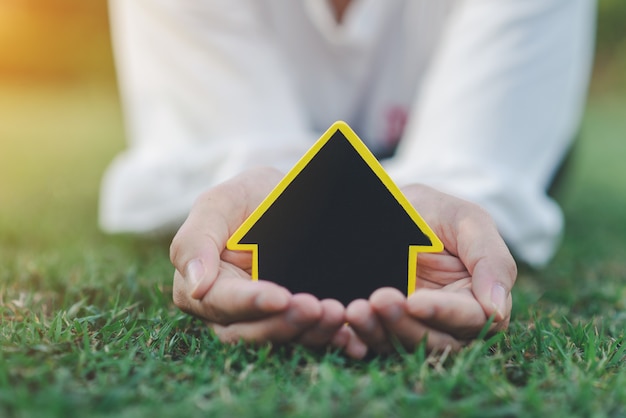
[1,80,626,418]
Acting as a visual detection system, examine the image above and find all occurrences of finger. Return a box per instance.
[173,259,291,323]
[370,288,463,352]
[169,185,235,299]
[416,251,469,287]
[451,204,517,321]
[406,288,498,340]
[200,276,292,324]
[297,299,346,348]
[169,168,283,299]
[170,231,222,300]
[346,298,393,354]
[210,293,322,344]
[330,325,369,359]
[469,252,516,322]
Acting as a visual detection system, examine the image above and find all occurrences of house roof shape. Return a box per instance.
[227,121,443,306]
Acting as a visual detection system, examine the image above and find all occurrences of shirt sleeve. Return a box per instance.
[386,0,596,266]
[100,0,316,234]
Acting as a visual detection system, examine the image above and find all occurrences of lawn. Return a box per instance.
[1,79,626,417]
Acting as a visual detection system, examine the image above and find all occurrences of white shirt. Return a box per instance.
[101,0,596,267]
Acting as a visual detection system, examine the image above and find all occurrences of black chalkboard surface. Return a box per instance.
[227,121,443,306]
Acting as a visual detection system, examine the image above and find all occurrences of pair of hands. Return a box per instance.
[170,167,517,359]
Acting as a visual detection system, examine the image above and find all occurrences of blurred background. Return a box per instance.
[0,0,625,251]
[0,0,113,80]
[1,0,625,87]
[0,0,120,248]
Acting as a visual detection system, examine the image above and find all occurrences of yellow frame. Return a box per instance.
[227,121,443,296]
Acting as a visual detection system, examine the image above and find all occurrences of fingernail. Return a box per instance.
[491,284,507,319]
[362,317,378,333]
[185,259,204,287]
[384,304,403,322]
[330,326,349,347]
[256,291,290,312]
[348,340,368,360]
[286,310,304,326]
[286,305,317,327]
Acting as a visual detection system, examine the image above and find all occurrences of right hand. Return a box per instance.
[170,167,368,358]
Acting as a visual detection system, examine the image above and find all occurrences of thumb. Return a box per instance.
[169,181,243,300]
[170,215,223,300]
[170,167,284,300]
[470,255,516,322]
[447,201,517,323]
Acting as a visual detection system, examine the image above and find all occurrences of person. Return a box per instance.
[100,0,596,358]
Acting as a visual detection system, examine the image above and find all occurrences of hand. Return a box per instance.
[170,167,367,357]
[346,184,517,355]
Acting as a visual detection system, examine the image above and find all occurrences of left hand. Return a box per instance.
[170,167,366,357]
[345,183,517,355]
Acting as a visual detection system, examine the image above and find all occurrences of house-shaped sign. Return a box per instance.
[227,121,443,306]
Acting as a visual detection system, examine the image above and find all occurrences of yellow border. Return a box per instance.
[227,121,443,295]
